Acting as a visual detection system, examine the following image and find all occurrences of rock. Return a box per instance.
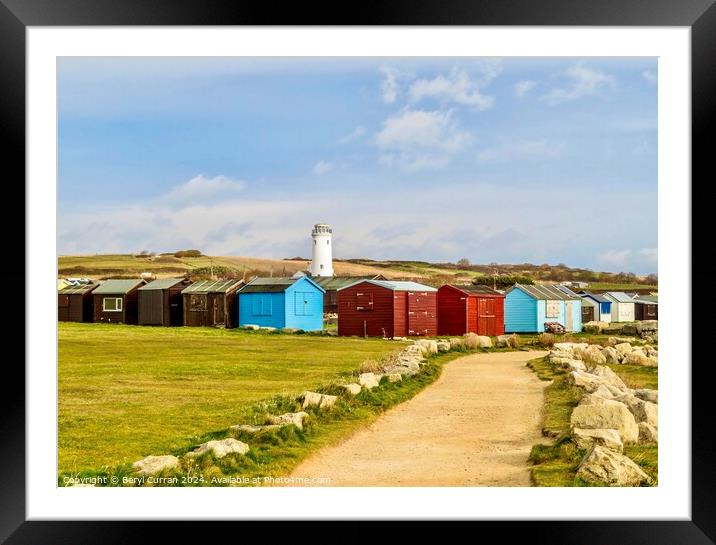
[415,340,438,354]
[230,424,282,434]
[392,336,408,341]
[496,334,519,348]
[643,356,658,367]
[640,320,658,332]
[243,324,260,330]
[449,338,463,349]
[633,389,658,404]
[581,345,607,366]
[638,422,658,443]
[268,411,309,430]
[570,399,639,444]
[567,371,604,393]
[576,446,651,486]
[602,323,625,335]
[436,340,451,352]
[340,383,362,395]
[259,326,277,332]
[644,346,658,358]
[383,363,419,376]
[572,428,624,453]
[602,346,620,365]
[591,365,628,390]
[319,394,338,409]
[387,373,402,382]
[477,335,492,348]
[133,455,180,475]
[592,384,617,400]
[554,342,589,353]
[282,327,300,333]
[583,321,607,334]
[623,352,651,366]
[621,323,640,336]
[614,342,633,359]
[359,373,380,389]
[188,438,249,458]
[300,391,324,408]
[616,395,658,426]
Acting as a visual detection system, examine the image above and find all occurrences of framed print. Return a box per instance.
[2,0,714,542]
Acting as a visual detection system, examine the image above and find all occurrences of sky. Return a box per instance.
[58,57,657,274]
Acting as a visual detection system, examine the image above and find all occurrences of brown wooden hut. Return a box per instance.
[634,296,658,320]
[313,275,386,313]
[181,279,244,328]
[92,279,146,324]
[437,284,505,336]
[58,282,98,322]
[138,277,191,326]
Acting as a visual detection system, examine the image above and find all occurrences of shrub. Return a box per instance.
[174,249,203,258]
[507,334,520,348]
[462,332,480,349]
[538,333,556,348]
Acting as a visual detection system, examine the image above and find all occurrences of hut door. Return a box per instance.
[565,302,573,331]
[582,305,594,323]
[477,298,497,336]
[214,296,225,326]
[407,291,430,336]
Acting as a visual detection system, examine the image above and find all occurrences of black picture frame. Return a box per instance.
[2,0,712,542]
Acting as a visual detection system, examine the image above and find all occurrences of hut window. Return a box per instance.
[545,300,560,318]
[189,294,208,312]
[103,297,123,312]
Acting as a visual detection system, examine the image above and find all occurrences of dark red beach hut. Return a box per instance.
[337,280,437,337]
[437,284,505,336]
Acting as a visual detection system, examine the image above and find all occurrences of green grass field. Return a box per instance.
[58,323,399,473]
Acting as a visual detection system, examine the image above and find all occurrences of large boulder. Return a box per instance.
[640,320,658,332]
[267,411,309,430]
[359,373,380,389]
[583,321,608,334]
[581,345,607,366]
[576,446,651,486]
[230,424,281,434]
[387,373,403,383]
[572,428,624,453]
[614,342,633,360]
[436,340,451,353]
[623,352,651,366]
[340,383,362,396]
[496,334,518,348]
[621,323,640,336]
[638,422,658,443]
[188,438,249,458]
[570,399,639,444]
[242,324,260,330]
[615,395,658,427]
[602,346,620,365]
[592,384,617,400]
[633,389,658,404]
[415,340,438,354]
[449,337,464,350]
[300,391,324,408]
[133,455,180,476]
[567,371,605,393]
[590,365,628,391]
[319,394,338,410]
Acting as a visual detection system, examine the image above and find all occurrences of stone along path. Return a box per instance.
[286,350,549,486]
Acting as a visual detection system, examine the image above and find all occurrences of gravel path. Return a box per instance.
[285,350,549,486]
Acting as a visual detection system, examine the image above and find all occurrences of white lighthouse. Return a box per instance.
[309,223,334,277]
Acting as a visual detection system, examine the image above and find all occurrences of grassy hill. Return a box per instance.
[58,253,657,291]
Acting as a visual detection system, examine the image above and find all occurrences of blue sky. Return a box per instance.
[58,57,657,274]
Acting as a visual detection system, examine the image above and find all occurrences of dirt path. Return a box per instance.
[286,350,549,486]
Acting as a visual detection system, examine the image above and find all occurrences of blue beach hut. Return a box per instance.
[237,276,325,331]
[504,283,583,333]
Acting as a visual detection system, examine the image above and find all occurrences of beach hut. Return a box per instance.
[237,276,325,331]
[436,284,505,336]
[556,284,597,324]
[58,282,97,322]
[602,292,636,322]
[337,280,437,337]
[181,279,244,328]
[580,293,613,323]
[312,275,386,313]
[633,295,658,320]
[138,277,191,326]
[504,284,582,333]
[92,279,146,324]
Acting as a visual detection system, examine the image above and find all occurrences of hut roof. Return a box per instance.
[312,276,382,290]
[635,295,658,304]
[181,279,243,294]
[93,279,145,295]
[139,277,187,291]
[239,276,325,294]
[337,279,437,292]
[508,283,580,301]
[444,284,503,296]
[604,291,635,303]
[59,283,98,295]
[582,292,611,304]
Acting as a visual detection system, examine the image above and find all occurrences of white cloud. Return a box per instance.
[514,80,537,98]
[312,161,336,175]
[408,67,498,111]
[374,109,470,170]
[379,66,400,104]
[598,247,657,270]
[642,70,657,85]
[543,63,616,105]
[339,125,367,144]
[161,174,246,206]
[478,139,564,162]
[375,109,470,153]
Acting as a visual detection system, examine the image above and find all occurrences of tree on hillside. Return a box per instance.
[457,258,471,267]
